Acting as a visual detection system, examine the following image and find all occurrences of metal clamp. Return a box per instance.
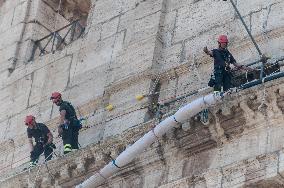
[173,116,181,124]
[112,160,121,169]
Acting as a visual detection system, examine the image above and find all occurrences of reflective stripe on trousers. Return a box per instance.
[64,144,72,153]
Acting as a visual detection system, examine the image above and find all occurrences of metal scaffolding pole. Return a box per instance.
[226,0,263,56]
[224,0,265,79]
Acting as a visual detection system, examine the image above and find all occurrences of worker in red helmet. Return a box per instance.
[204,35,251,92]
[25,115,55,167]
[50,92,81,154]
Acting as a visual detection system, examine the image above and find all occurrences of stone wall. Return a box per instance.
[0,0,284,187]
[1,78,284,187]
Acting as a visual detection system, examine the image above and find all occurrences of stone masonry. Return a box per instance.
[0,0,284,187]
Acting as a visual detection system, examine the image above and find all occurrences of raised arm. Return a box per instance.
[203,46,213,57]
[59,110,67,125]
[58,109,67,136]
[47,131,53,144]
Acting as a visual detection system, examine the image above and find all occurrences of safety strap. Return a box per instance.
[173,116,181,124]
[112,159,121,169]
[151,129,159,140]
[98,171,107,180]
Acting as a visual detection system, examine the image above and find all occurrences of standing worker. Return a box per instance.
[50,92,81,154]
[26,115,55,167]
[204,35,251,92]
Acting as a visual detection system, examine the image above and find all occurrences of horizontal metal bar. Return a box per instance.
[274,56,284,64]
[228,0,263,56]
[36,20,79,42]
[240,71,284,89]
[245,59,263,67]
[161,90,198,106]
[244,56,284,68]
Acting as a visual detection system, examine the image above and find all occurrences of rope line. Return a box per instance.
[1,54,284,177]
[151,129,159,141]
[98,171,107,180]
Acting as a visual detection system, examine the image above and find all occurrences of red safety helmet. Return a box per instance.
[218,35,228,43]
[25,115,35,126]
[50,92,62,103]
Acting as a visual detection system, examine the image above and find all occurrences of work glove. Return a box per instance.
[203,46,209,54]
[58,126,63,137]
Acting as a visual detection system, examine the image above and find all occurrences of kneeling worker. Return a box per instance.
[26,115,55,167]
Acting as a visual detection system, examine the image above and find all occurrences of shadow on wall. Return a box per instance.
[43,0,91,27]
[0,0,5,7]
[28,0,92,61]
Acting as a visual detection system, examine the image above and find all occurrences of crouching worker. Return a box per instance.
[26,115,55,168]
[50,92,81,154]
[204,35,252,92]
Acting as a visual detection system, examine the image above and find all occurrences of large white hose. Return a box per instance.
[76,92,225,188]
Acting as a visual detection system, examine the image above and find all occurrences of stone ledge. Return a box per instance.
[1,77,284,187]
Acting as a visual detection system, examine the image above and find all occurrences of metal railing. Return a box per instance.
[154,56,284,120]
[29,20,85,61]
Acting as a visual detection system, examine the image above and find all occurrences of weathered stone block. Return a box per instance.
[249,9,271,37]
[194,180,207,188]
[160,10,178,48]
[11,144,30,169]
[118,0,163,30]
[134,0,163,20]
[159,178,190,188]
[143,167,165,188]
[23,21,50,42]
[76,35,115,74]
[0,74,33,122]
[0,152,14,176]
[0,23,23,50]
[175,65,210,98]
[92,0,122,24]
[0,120,9,143]
[204,169,222,188]
[0,43,17,64]
[101,17,120,40]
[11,1,27,26]
[121,10,161,46]
[159,78,178,104]
[111,31,125,59]
[236,0,280,17]
[173,0,234,43]
[0,8,14,34]
[0,0,26,16]
[103,108,148,138]
[266,1,284,31]
[66,67,107,106]
[278,149,284,176]
[35,0,69,32]
[222,162,246,188]
[28,55,72,107]
[166,0,192,12]
[108,37,156,84]
[84,23,102,44]
[35,99,54,122]
[79,123,104,147]
[159,43,182,70]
